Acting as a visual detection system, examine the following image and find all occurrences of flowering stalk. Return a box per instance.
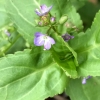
[34,4,74,51]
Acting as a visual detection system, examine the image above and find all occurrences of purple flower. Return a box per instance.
[62,33,74,42]
[82,76,91,84]
[34,32,55,50]
[82,78,87,84]
[35,5,52,16]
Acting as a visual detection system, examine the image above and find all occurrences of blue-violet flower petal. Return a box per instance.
[35,4,52,16]
[82,78,87,84]
[82,76,92,84]
[34,32,55,50]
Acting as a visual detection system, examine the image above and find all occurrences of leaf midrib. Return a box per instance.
[9,0,35,27]
[55,0,62,16]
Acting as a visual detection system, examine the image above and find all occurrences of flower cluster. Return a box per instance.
[34,4,56,50]
[34,4,74,50]
[35,5,55,26]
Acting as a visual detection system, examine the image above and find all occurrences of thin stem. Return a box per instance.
[51,26,60,34]
[46,26,52,35]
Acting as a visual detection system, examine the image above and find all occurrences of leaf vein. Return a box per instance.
[10,0,35,27]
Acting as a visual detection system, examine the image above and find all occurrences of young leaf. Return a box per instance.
[66,77,100,100]
[66,78,88,100]
[70,0,87,10]
[69,10,100,76]
[57,1,83,33]
[0,0,11,48]
[0,49,69,100]
[0,0,16,56]
[51,33,78,78]
[62,1,83,31]
[0,0,10,28]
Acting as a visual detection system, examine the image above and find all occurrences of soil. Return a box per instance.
[45,93,70,100]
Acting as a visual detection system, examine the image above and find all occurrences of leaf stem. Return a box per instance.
[51,26,60,34]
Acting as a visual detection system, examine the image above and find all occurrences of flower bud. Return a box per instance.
[50,17,56,24]
[38,21,44,26]
[62,33,74,42]
[59,15,68,24]
[35,19,47,27]
[41,15,50,25]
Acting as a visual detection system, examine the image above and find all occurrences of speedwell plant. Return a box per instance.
[0,0,100,100]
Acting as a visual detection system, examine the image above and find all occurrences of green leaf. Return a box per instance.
[66,77,100,100]
[51,33,78,78]
[66,78,88,100]
[78,1,100,30]
[0,49,68,100]
[6,33,26,54]
[6,0,40,45]
[0,0,10,28]
[70,0,87,10]
[0,0,10,48]
[69,10,100,76]
[0,30,24,57]
[63,1,83,30]
[0,0,17,56]
[58,1,83,33]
